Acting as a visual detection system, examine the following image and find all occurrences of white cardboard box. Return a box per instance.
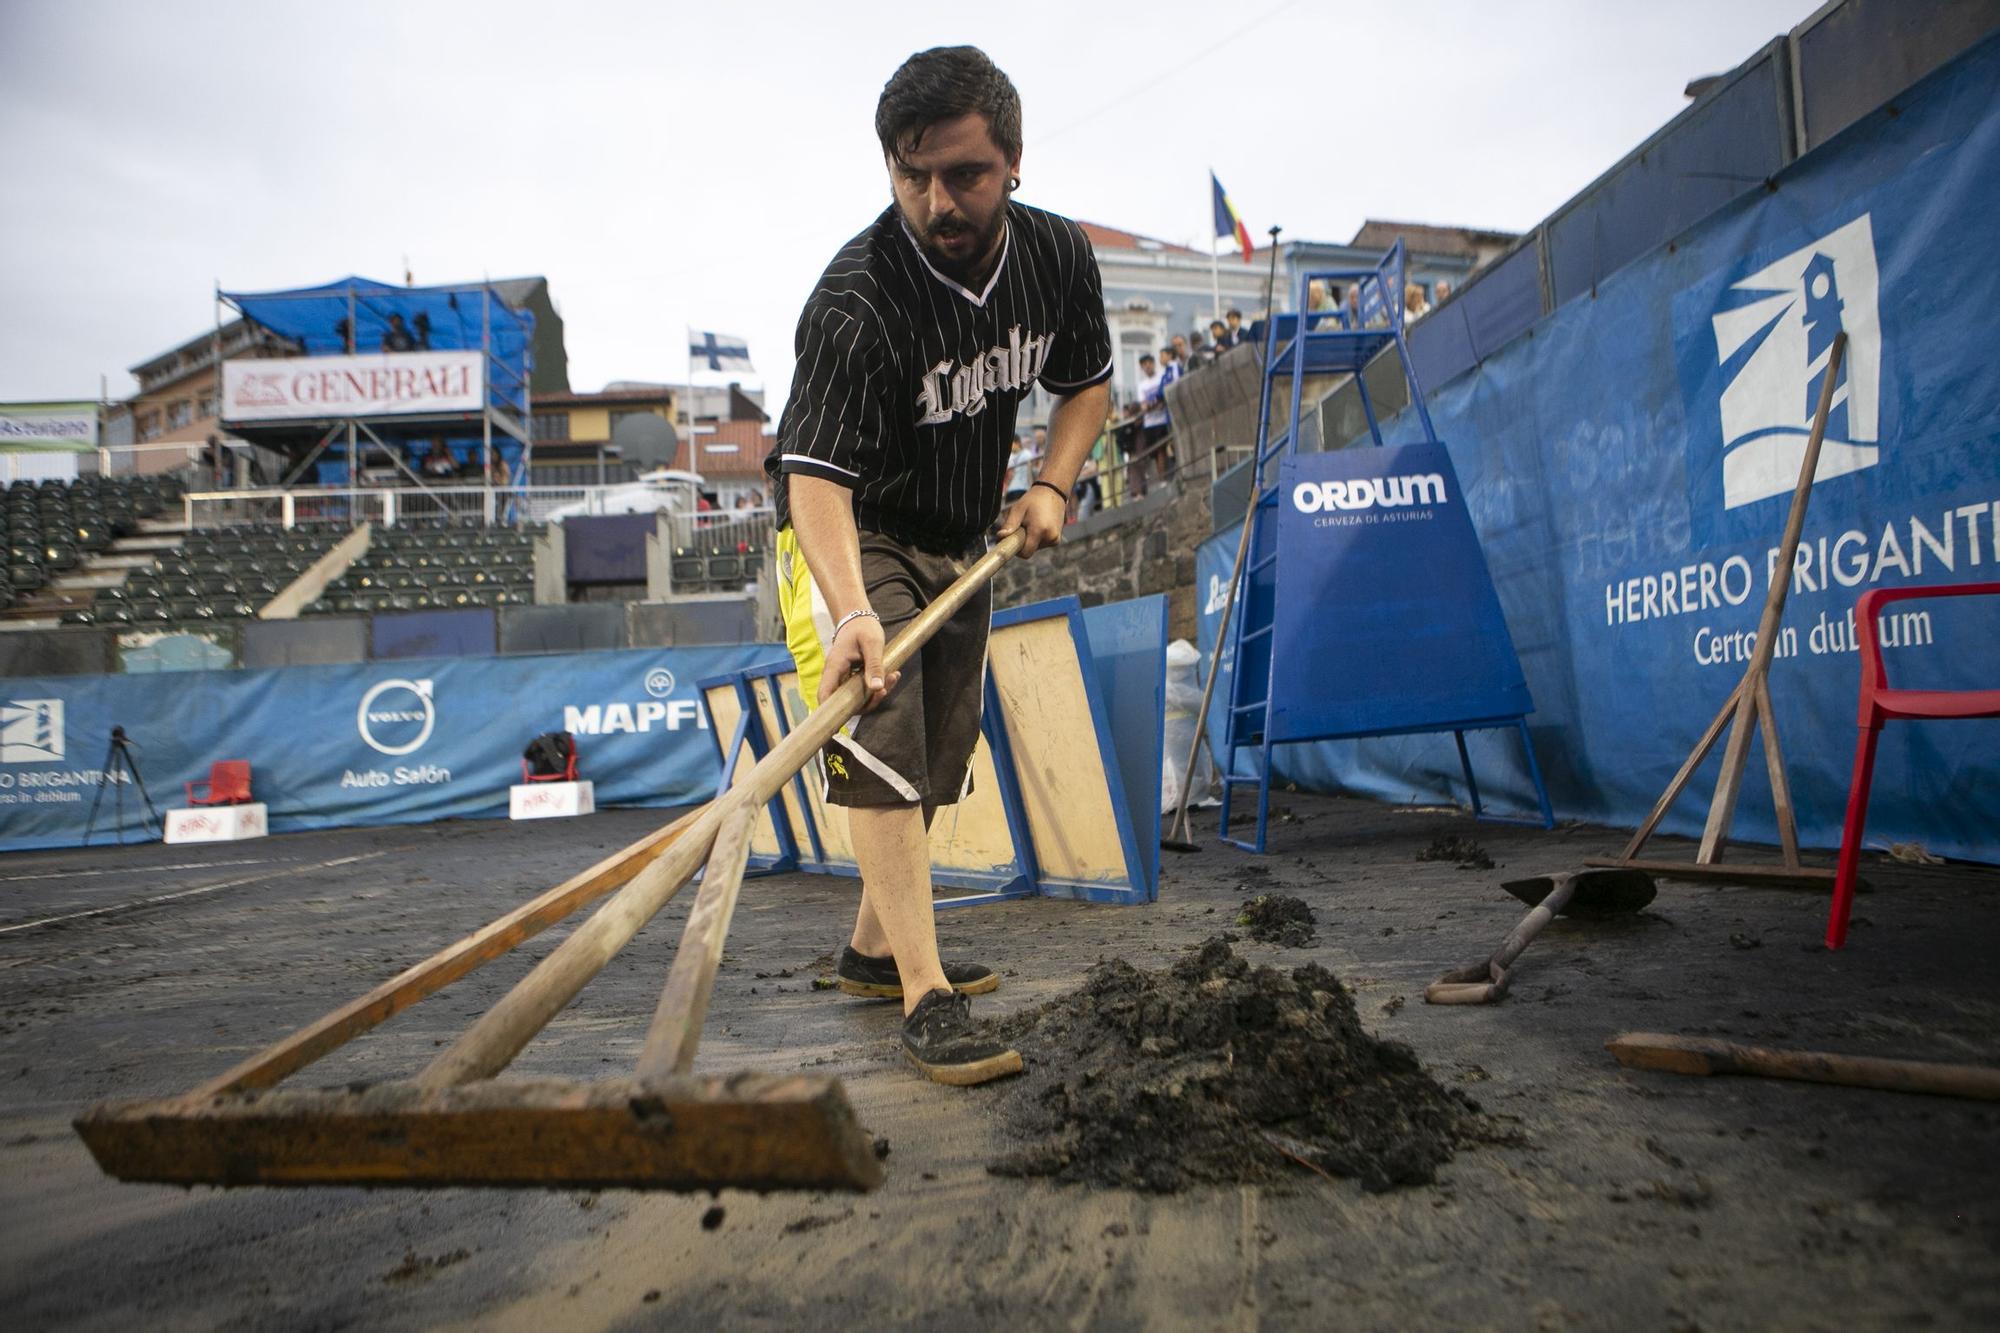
[509,780,595,820]
[165,802,269,844]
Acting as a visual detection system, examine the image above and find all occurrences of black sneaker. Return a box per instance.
[901,989,1023,1086]
[835,945,998,999]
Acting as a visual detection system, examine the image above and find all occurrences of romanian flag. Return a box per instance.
[1211,171,1253,263]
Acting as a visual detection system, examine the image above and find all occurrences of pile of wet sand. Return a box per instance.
[1236,894,1316,946]
[987,939,1481,1193]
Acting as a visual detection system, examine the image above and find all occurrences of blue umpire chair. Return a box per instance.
[1218,239,1551,852]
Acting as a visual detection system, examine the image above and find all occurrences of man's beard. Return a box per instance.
[901,202,1006,283]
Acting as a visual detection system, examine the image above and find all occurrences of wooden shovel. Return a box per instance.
[1425,869,1656,1005]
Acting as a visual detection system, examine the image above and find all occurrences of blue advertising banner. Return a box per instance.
[1266,445,1532,742]
[0,644,777,852]
[1211,36,2000,861]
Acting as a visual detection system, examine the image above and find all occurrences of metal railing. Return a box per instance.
[176,483,671,530]
[176,485,785,541]
[661,507,776,556]
[171,435,1244,543]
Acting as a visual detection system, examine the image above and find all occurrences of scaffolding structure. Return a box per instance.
[215,277,535,524]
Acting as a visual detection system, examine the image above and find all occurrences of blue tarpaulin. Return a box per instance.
[222,276,534,416]
[1199,34,2000,862]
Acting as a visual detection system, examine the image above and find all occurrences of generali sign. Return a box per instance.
[222,351,484,422]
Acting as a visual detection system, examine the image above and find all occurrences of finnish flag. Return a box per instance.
[689,330,754,374]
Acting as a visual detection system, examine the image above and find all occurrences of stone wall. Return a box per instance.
[991,475,1212,643]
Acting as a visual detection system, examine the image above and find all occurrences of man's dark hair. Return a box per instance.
[877,46,1022,166]
[1226,308,1243,319]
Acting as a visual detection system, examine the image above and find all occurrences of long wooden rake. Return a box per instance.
[75,531,1025,1194]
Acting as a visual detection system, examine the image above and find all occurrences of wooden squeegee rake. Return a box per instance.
[74,531,1026,1194]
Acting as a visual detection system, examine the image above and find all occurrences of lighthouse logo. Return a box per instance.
[1708,214,1881,510]
[1,698,64,763]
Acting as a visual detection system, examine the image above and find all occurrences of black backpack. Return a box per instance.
[523,731,576,778]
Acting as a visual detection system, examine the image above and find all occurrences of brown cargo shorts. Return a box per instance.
[777,527,990,808]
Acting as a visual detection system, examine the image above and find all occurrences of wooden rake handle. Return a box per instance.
[417,530,1027,1088]
[1607,1033,2000,1101]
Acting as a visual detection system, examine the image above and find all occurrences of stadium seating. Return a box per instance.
[13,477,554,630]
[669,531,765,595]
[80,517,349,626]
[5,475,179,625]
[300,520,544,616]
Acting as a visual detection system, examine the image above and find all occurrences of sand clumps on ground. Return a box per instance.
[1236,894,1317,946]
[987,938,1483,1193]
[1417,835,1495,870]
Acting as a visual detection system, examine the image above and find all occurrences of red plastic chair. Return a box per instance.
[186,760,253,806]
[1827,581,2000,948]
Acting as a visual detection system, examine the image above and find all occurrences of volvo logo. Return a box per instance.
[357,678,435,756]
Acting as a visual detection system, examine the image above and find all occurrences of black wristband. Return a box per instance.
[1029,479,1069,503]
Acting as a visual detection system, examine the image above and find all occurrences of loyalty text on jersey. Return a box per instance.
[915,325,1059,426]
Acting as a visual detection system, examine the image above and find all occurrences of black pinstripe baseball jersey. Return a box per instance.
[767,200,1113,553]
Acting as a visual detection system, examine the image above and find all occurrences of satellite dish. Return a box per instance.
[611,412,678,470]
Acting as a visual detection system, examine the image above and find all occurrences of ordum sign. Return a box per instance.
[222,351,483,422]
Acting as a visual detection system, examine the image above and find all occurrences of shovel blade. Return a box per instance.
[76,1072,884,1193]
[1502,869,1656,917]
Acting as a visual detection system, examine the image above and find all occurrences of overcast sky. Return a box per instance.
[0,0,1818,411]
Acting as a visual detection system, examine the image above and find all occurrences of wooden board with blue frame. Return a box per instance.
[697,594,1164,908]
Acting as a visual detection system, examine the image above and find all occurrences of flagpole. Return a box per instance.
[1209,171,1222,322]
[683,324,695,473]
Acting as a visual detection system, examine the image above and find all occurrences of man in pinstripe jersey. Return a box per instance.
[764,45,1112,1084]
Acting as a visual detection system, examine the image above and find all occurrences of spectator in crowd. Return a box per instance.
[749,487,767,506]
[422,436,457,479]
[1072,447,1100,521]
[1306,279,1342,329]
[1349,282,1391,329]
[1132,353,1168,497]
[412,310,434,349]
[1003,433,1035,503]
[1434,279,1452,305]
[1403,282,1430,323]
[1155,344,1183,481]
[1223,308,1248,348]
[1108,394,1144,503]
[1031,423,1049,464]
[334,317,355,353]
[381,314,418,352]
[1185,331,1213,370]
[1208,318,1230,353]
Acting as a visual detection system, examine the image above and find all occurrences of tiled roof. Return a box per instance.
[533,386,676,407]
[680,419,772,476]
[1077,221,1204,257]
[1347,219,1519,258]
